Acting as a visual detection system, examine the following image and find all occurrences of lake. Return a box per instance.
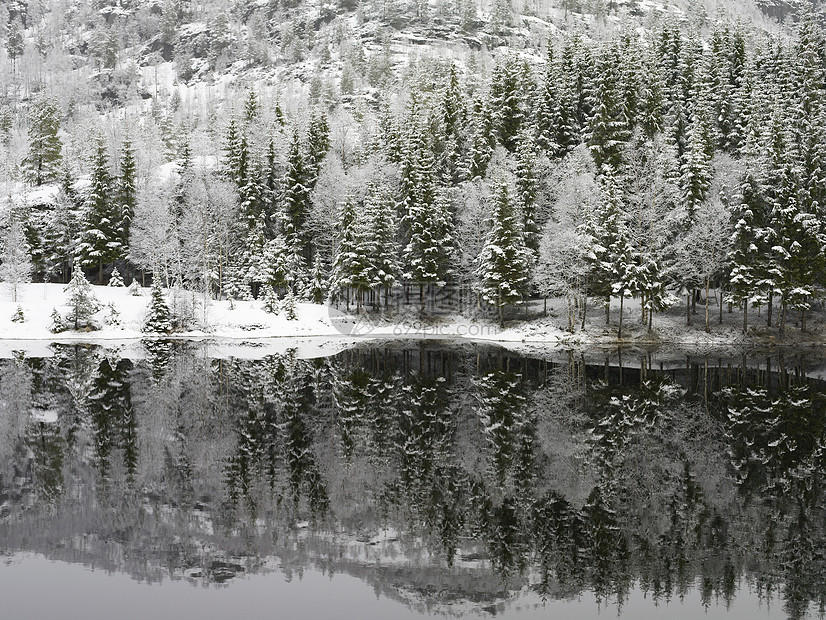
[0,341,823,619]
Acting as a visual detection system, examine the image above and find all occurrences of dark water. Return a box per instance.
[0,342,824,620]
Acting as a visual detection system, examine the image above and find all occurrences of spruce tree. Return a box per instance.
[462,97,496,180]
[536,46,578,156]
[476,181,533,326]
[442,63,465,139]
[366,183,401,306]
[727,171,768,332]
[143,281,172,333]
[22,95,63,186]
[403,188,455,309]
[490,56,526,151]
[77,137,120,284]
[307,112,330,190]
[283,130,312,258]
[308,256,326,304]
[262,284,280,314]
[515,134,540,255]
[283,289,298,320]
[680,115,713,218]
[64,270,101,330]
[108,266,125,287]
[587,49,629,171]
[117,139,137,255]
[331,196,374,311]
[224,117,248,188]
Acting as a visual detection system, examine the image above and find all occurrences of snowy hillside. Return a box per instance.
[1,0,826,343]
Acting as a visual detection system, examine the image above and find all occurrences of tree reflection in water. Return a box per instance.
[0,342,825,618]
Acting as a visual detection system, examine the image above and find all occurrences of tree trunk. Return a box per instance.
[618,295,624,339]
[686,293,691,326]
[605,299,610,325]
[767,291,773,327]
[719,287,723,325]
[581,296,587,331]
[99,260,103,285]
[498,290,504,327]
[743,298,748,334]
[705,277,710,333]
[779,301,786,338]
[802,307,807,331]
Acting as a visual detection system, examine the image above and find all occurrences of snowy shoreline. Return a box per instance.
[0,283,824,355]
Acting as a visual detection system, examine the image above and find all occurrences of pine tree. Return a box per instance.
[264,234,308,295]
[117,139,137,256]
[536,46,578,156]
[587,49,629,171]
[680,115,713,218]
[366,183,401,305]
[77,137,120,284]
[442,64,465,139]
[283,288,298,320]
[108,266,125,287]
[476,181,533,326]
[283,130,312,258]
[462,97,496,180]
[490,56,526,152]
[6,20,23,72]
[583,170,625,324]
[308,256,326,304]
[224,117,248,188]
[307,112,330,190]
[727,171,768,332]
[515,134,540,255]
[243,90,259,123]
[64,270,101,330]
[331,196,374,311]
[22,95,63,186]
[143,281,172,333]
[262,284,280,314]
[46,166,81,282]
[50,307,66,333]
[403,188,455,309]
[262,135,280,225]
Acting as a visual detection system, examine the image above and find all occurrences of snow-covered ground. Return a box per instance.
[0,283,822,357]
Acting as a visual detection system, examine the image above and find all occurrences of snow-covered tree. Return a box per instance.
[116,139,137,255]
[283,289,298,320]
[108,266,125,287]
[77,137,120,284]
[21,95,63,186]
[476,181,533,326]
[143,282,172,333]
[403,188,455,309]
[0,219,33,303]
[64,271,101,331]
[283,130,312,257]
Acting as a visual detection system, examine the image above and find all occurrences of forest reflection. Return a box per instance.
[1,342,825,619]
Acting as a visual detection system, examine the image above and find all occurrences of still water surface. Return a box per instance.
[0,342,823,619]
